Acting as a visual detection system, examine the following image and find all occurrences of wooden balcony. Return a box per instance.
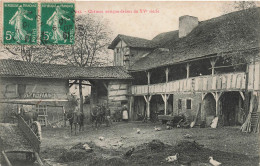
[131,72,247,95]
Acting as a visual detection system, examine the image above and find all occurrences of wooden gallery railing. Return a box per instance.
[131,72,246,95]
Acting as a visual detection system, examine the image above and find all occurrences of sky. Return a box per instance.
[1,1,259,59]
[75,1,244,40]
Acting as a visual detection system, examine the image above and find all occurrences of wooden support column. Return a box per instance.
[213,92,223,116]
[79,79,83,113]
[165,67,169,83]
[147,71,151,85]
[210,58,217,76]
[129,96,134,120]
[186,63,190,78]
[144,95,152,119]
[161,94,170,115]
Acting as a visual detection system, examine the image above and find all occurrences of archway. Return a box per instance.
[220,91,243,126]
[202,93,216,126]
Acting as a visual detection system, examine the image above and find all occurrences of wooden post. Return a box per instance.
[147,71,151,85]
[35,152,44,166]
[165,67,169,83]
[186,63,190,78]
[2,151,12,166]
[161,94,170,115]
[210,59,217,76]
[129,96,134,120]
[144,95,152,120]
[79,80,84,113]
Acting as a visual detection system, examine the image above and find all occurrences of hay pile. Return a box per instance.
[59,142,95,162]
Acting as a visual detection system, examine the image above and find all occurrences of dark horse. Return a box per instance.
[66,111,84,135]
[91,105,111,129]
[91,106,102,129]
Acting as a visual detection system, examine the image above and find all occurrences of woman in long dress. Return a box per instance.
[9,5,33,42]
[46,6,70,43]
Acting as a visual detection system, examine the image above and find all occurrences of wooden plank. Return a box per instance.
[2,151,12,166]
[207,77,212,90]
[180,80,183,91]
[187,79,191,91]
[222,75,227,89]
[195,78,200,91]
[254,63,260,90]
[217,76,222,89]
[231,73,237,89]
[203,77,207,91]
[212,76,217,90]
[35,152,44,166]
[109,90,128,97]
[236,74,242,89]
[183,79,187,91]
[248,64,254,90]
[227,74,232,89]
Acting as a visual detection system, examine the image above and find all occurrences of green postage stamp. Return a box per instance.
[41,3,75,45]
[3,3,38,45]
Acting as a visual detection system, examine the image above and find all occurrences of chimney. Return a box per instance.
[179,15,198,38]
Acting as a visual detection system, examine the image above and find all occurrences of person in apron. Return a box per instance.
[122,105,128,122]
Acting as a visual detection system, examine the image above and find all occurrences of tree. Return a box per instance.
[60,14,112,113]
[61,14,112,67]
[3,44,62,63]
[222,1,257,14]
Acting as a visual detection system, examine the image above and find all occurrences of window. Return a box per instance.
[5,84,17,94]
[186,99,192,109]
[178,99,182,109]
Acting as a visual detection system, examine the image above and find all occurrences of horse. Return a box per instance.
[66,110,84,135]
[91,105,103,129]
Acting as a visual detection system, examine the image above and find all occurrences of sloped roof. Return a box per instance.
[0,59,132,79]
[130,8,260,71]
[152,30,179,47]
[108,34,157,49]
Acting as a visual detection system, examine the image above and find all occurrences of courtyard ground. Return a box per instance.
[37,121,260,166]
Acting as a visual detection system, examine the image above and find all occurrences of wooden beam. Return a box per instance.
[102,81,108,90]
[239,91,245,100]
[35,152,44,166]
[69,80,77,87]
[2,151,12,166]
[143,95,148,103]
[165,68,169,83]
[147,71,151,85]
[210,58,217,76]
[186,63,190,78]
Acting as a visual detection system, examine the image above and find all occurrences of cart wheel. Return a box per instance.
[26,152,36,162]
[31,121,42,141]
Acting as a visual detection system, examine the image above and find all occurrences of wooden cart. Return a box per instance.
[0,115,43,166]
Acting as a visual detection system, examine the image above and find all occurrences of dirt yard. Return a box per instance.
[38,122,259,166]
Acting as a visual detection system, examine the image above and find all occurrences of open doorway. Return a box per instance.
[202,93,216,126]
[220,92,243,126]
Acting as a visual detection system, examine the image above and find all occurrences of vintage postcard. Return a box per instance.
[0,1,259,166]
[3,2,37,45]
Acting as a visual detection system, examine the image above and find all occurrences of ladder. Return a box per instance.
[250,111,259,133]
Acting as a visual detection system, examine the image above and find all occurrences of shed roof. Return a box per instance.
[108,34,157,49]
[130,8,260,71]
[0,59,132,79]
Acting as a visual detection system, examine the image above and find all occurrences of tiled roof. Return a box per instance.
[108,34,157,49]
[130,8,260,71]
[0,59,132,79]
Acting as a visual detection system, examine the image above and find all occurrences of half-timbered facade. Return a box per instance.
[109,8,260,127]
